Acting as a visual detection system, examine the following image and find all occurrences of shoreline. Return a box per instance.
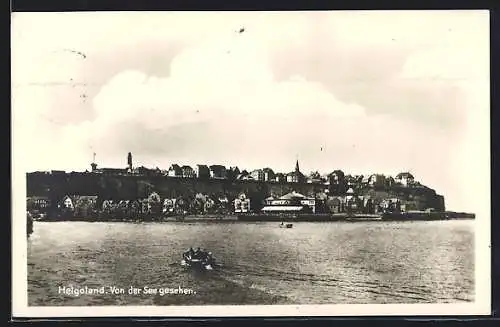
[32,212,475,223]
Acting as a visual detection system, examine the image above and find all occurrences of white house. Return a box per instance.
[61,195,74,209]
[395,172,415,187]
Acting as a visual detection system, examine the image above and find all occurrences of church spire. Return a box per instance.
[295,159,300,173]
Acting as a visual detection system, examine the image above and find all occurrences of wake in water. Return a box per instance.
[151,260,291,305]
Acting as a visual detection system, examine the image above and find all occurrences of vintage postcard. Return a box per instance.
[12,10,491,317]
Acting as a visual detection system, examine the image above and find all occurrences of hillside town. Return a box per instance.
[83,152,419,188]
[26,152,447,221]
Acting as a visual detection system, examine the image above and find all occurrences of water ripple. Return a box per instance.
[27,220,474,305]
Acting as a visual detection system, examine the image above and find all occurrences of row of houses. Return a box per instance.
[90,157,418,189]
[122,160,305,182]
[27,186,419,219]
[34,151,420,191]
[325,171,417,188]
[260,189,413,215]
[154,161,418,189]
[27,192,236,219]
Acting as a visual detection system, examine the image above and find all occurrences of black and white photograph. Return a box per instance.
[12,10,490,317]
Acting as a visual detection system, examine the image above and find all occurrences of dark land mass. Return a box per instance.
[27,172,445,210]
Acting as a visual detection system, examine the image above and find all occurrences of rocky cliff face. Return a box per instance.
[26,172,445,211]
[361,187,445,211]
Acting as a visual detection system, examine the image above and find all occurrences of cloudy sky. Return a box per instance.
[11,11,489,212]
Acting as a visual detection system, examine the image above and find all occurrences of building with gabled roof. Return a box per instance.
[262,168,275,182]
[250,169,264,181]
[181,165,196,178]
[260,191,316,213]
[167,164,182,177]
[209,165,227,179]
[395,172,415,187]
[194,164,210,179]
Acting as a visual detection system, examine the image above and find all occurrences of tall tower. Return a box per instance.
[295,159,300,173]
[91,152,97,172]
[127,152,133,170]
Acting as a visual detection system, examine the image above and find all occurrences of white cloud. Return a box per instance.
[64,31,368,154]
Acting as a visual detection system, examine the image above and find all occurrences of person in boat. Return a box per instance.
[193,247,202,259]
[201,248,210,263]
[183,247,194,260]
[206,252,215,265]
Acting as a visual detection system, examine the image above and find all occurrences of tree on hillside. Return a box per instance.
[147,192,162,220]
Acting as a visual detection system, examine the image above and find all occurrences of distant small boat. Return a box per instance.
[279,223,293,228]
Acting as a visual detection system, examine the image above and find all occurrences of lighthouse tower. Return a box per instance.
[90,152,97,172]
[127,152,133,171]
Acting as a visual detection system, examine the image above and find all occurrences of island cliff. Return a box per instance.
[26,155,447,220]
[26,170,445,220]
